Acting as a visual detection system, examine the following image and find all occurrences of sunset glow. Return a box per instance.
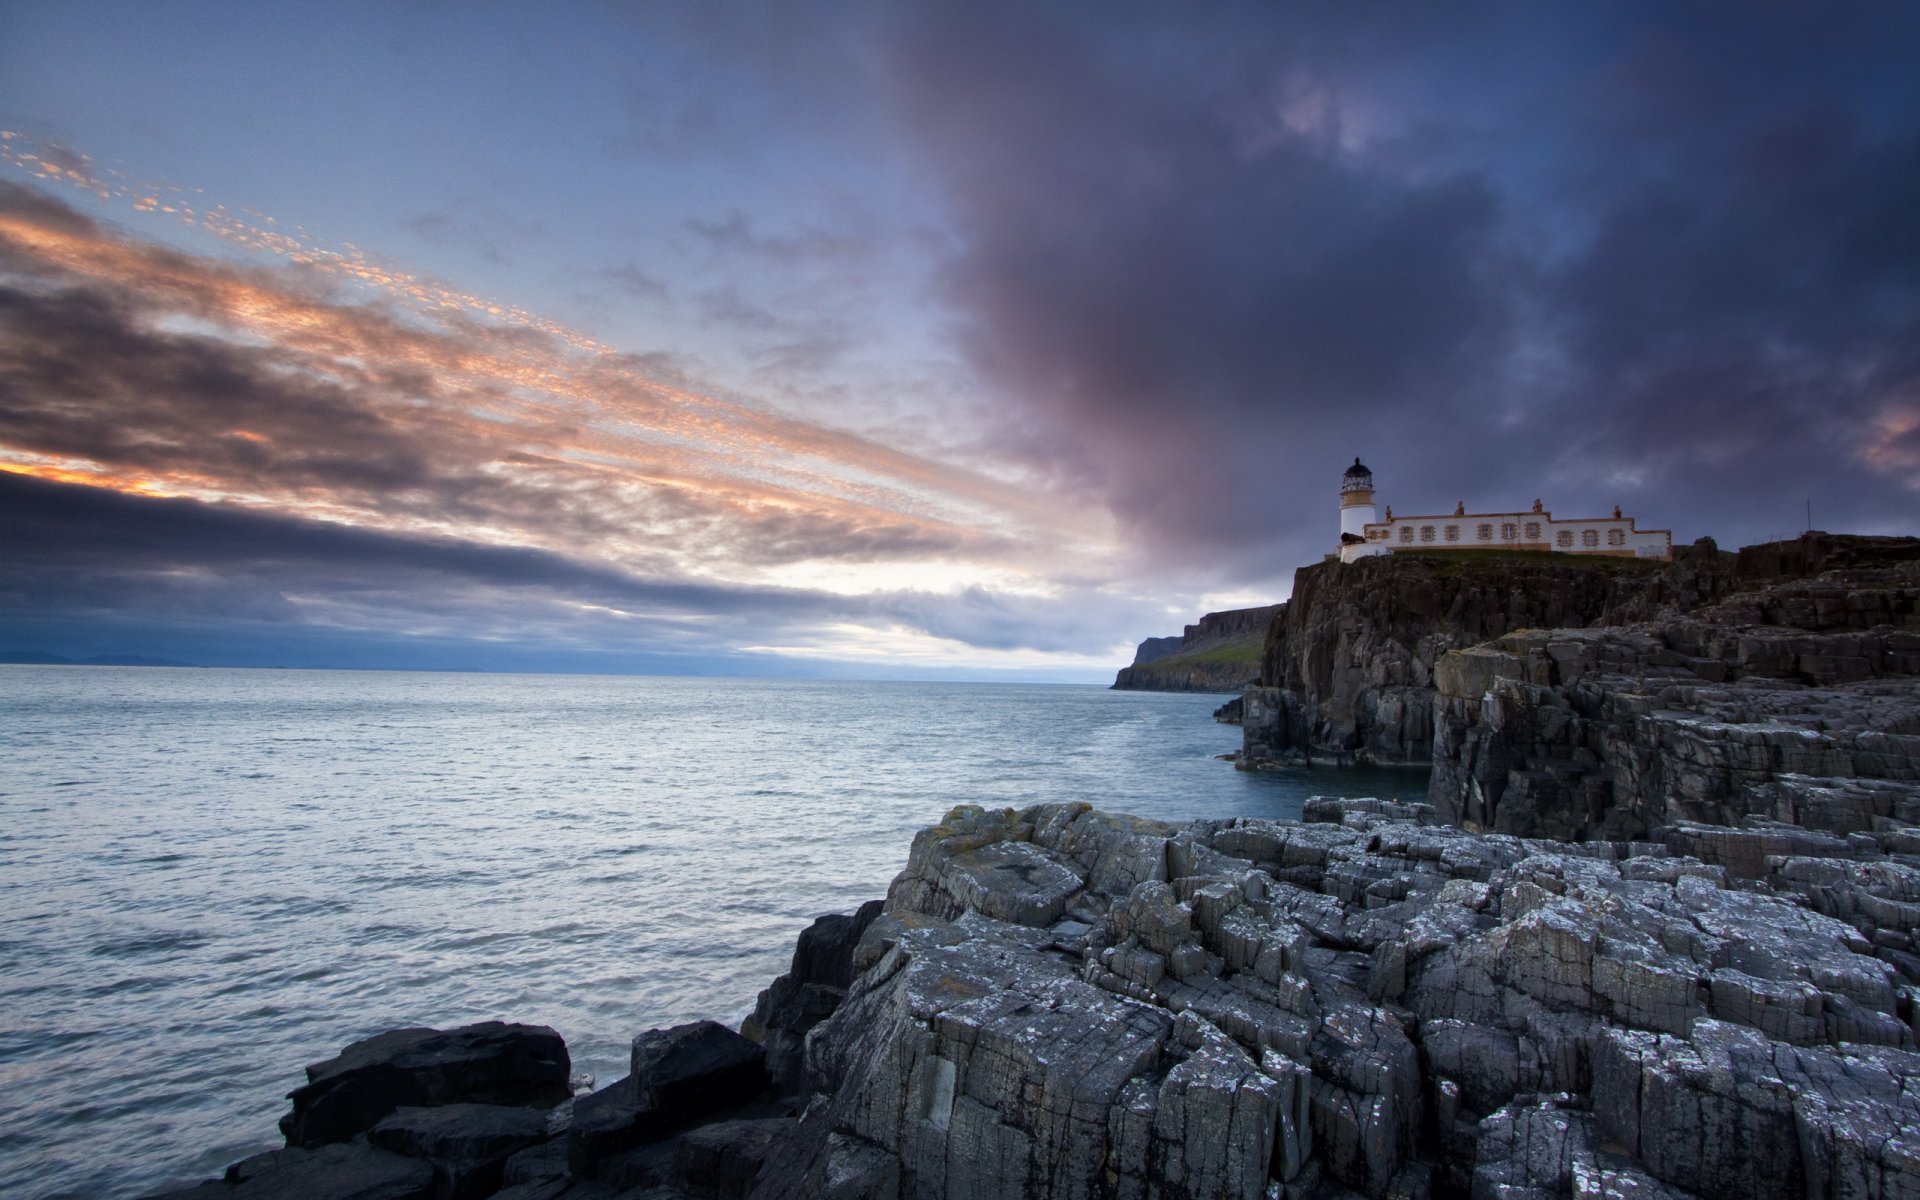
[2,4,1915,675]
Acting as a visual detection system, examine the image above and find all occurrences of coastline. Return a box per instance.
[143,797,1919,1200]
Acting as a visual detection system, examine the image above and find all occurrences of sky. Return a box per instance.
[1,1,1916,679]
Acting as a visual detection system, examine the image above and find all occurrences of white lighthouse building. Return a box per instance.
[1338,459,1390,563]
[1335,459,1670,563]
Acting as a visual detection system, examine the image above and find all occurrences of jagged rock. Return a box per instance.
[743,901,886,1091]
[280,1023,571,1150]
[1594,1020,1920,1200]
[1243,534,1920,836]
[631,1021,769,1116]
[783,802,1918,1200]
[1428,615,1920,841]
[150,798,1920,1200]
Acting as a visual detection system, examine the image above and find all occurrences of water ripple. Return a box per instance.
[0,666,1425,1200]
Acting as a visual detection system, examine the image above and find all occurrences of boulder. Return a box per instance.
[280,1022,570,1149]
[631,1021,768,1116]
[368,1103,551,1199]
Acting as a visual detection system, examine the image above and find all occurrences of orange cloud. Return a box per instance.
[0,167,1118,597]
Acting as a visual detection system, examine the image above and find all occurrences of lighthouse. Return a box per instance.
[1338,459,1391,563]
[1333,455,1672,562]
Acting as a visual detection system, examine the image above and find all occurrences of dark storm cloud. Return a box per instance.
[0,281,439,494]
[0,473,1157,661]
[869,1,1920,571]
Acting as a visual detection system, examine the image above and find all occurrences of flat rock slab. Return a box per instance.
[369,1102,551,1162]
[139,1142,436,1200]
[282,1022,570,1148]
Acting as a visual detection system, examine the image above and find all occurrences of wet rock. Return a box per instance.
[671,1117,792,1198]
[566,1075,670,1179]
[140,1142,437,1200]
[367,1103,550,1199]
[631,1021,768,1117]
[280,1023,570,1150]
[743,901,886,1091]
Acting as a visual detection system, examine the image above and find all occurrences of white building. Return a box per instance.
[1335,459,1671,564]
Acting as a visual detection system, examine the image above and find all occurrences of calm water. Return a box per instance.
[0,667,1425,1199]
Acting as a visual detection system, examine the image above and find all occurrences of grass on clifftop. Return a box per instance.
[1143,636,1264,669]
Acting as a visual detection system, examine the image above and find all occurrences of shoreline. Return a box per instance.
[143,797,1920,1200]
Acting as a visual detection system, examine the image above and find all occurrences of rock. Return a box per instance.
[1112,605,1279,693]
[631,1021,769,1117]
[1245,533,1920,813]
[743,901,886,1091]
[566,1075,671,1180]
[1427,615,1920,841]
[147,799,1920,1200]
[781,803,1919,1200]
[367,1103,551,1199]
[280,1022,570,1150]
[137,1143,437,1200]
[671,1117,792,1198]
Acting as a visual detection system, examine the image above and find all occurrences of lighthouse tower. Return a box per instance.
[1338,458,1387,562]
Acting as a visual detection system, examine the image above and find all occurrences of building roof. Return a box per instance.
[1343,457,1371,478]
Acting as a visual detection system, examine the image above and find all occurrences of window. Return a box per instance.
[1608,528,1626,546]
[1420,525,1436,543]
[1557,530,1574,547]
[1444,525,1460,542]
[1500,522,1517,540]
[1369,527,1388,541]
[1477,523,1493,540]
[1524,522,1542,541]
[1400,525,1415,543]
[1582,529,1600,547]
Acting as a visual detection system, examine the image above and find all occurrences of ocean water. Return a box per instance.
[0,667,1426,1199]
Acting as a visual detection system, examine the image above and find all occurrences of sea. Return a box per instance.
[0,666,1427,1200]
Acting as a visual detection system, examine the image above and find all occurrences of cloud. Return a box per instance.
[0,472,1160,667]
[595,262,672,304]
[0,179,1090,585]
[867,2,1920,571]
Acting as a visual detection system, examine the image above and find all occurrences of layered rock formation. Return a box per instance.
[1241,536,1920,808]
[1430,552,1920,842]
[146,800,1920,1200]
[1112,606,1280,694]
[1240,543,1732,768]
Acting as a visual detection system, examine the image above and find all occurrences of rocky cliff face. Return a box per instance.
[1430,556,1920,841]
[1113,604,1280,694]
[1242,534,1920,775]
[1242,544,1733,767]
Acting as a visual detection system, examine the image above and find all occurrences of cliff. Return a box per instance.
[1241,543,1733,767]
[1430,554,1920,841]
[145,798,1920,1200]
[1112,605,1280,694]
